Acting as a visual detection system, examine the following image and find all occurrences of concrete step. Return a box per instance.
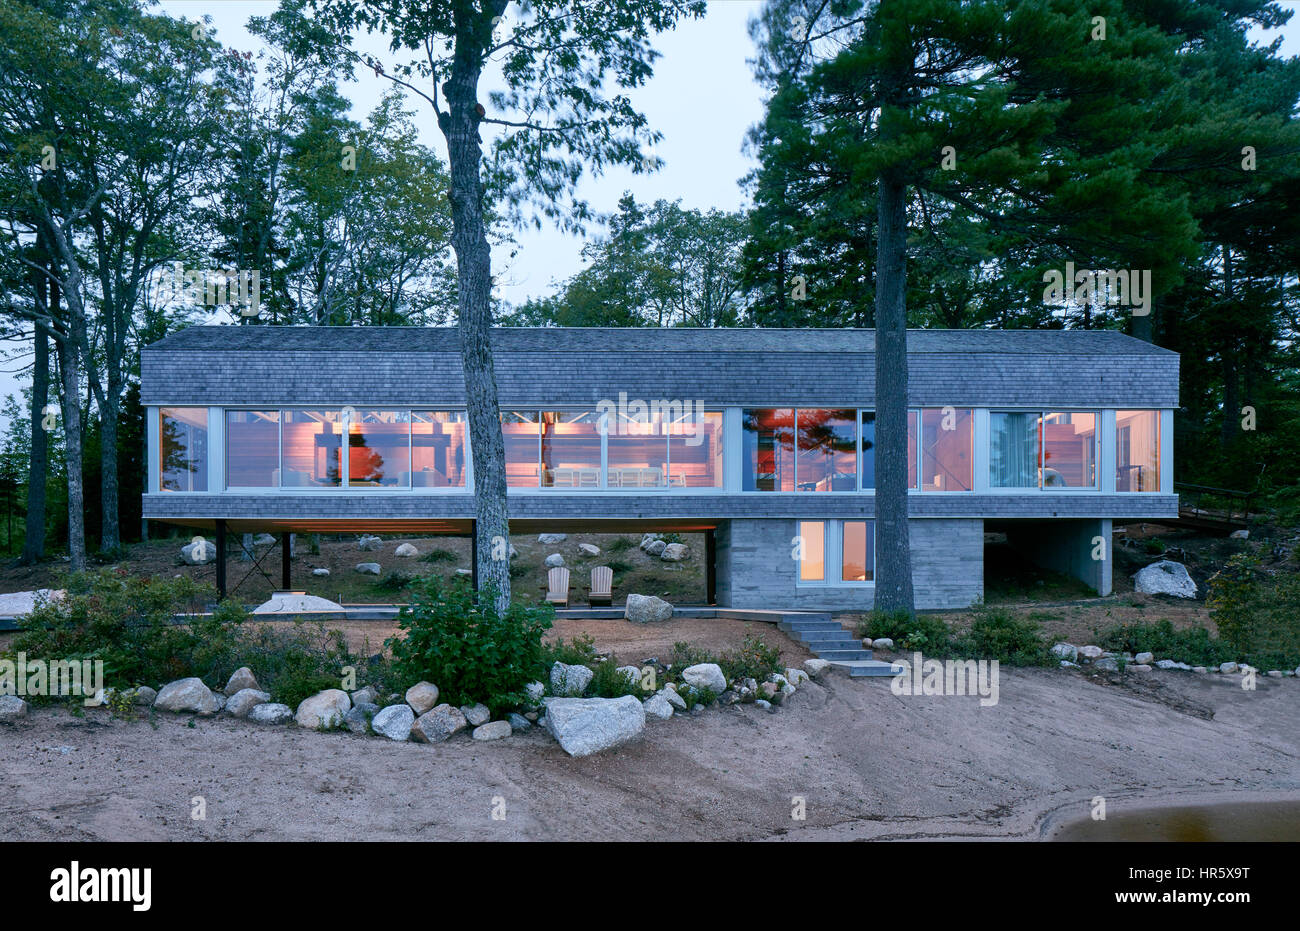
[828,659,901,678]
[779,621,845,634]
[812,648,875,661]
[802,637,864,652]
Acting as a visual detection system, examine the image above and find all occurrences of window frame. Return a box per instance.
[987,408,1101,492]
[796,519,876,588]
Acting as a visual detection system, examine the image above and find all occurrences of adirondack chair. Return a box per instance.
[540,567,571,607]
[586,566,614,606]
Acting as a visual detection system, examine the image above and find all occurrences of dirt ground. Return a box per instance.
[0,531,707,608]
[2,636,1296,842]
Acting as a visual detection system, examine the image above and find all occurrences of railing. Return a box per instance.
[1173,482,1256,528]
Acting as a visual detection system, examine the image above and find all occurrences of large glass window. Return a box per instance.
[743,408,796,491]
[1042,412,1097,488]
[225,410,278,488]
[796,409,857,491]
[280,410,341,486]
[607,410,666,488]
[502,412,541,488]
[798,521,825,581]
[411,411,467,487]
[842,521,874,582]
[798,520,874,585]
[860,411,919,490]
[542,411,604,488]
[860,412,876,489]
[920,408,973,491]
[990,411,1098,490]
[990,412,1039,488]
[348,410,410,487]
[1116,410,1161,492]
[159,407,208,492]
[667,410,723,488]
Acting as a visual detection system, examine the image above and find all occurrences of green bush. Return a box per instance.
[542,634,599,667]
[605,558,634,575]
[6,571,358,706]
[1094,618,1231,667]
[607,536,636,554]
[955,606,1050,666]
[374,570,416,592]
[587,657,646,698]
[387,577,554,715]
[420,548,459,564]
[719,634,783,683]
[859,610,952,654]
[1207,555,1300,669]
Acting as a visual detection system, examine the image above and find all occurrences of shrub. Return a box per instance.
[587,656,646,698]
[542,634,599,667]
[719,634,783,683]
[859,610,952,654]
[1143,538,1166,555]
[1207,556,1300,669]
[5,571,358,706]
[1094,618,1231,667]
[387,577,553,715]
[374,570,416,592]
[607,536,636,554]
[605,558,634,575]
[420,548,459,564]
[955,606,1050,666]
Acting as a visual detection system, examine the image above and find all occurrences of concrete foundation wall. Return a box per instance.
[1004,518,1113,595]
[716,518,984,612]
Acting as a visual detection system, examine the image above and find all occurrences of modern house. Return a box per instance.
[140,327,1177,610]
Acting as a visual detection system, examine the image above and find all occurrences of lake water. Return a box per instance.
[1053,799,1300,841]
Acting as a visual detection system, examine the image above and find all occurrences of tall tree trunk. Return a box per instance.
[55,332,87,571]
[442,12,510,611]
[21,322,50,565]
[99,392,120,553]
[872,170,914,614]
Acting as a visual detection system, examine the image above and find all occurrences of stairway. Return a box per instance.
[777,612,899,678]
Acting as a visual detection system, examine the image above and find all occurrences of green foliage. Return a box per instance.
[718,634,783,684]
[542,634,599,668]
[374,570,416,592]
[607,536,636,554]
[420,547,459,564]
[387,576,553,715]
[1144,539,1166,555]
[860,610,952,654]
[5,570,355,706]
[953,606,1051,667]
[1207,556,1300,669]
[605,558,634,575]
[1094,618,1232,668]
[587,657,645,699]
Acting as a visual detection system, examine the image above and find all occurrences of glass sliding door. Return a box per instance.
[989,412,1038,488]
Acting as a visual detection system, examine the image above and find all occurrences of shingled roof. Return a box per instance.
[141,325,1179,407]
